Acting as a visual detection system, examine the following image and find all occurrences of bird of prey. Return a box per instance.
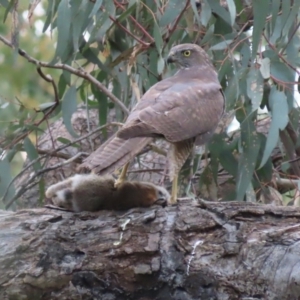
[78,43,225,204]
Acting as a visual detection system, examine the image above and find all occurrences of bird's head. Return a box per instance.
[166,43,212,69]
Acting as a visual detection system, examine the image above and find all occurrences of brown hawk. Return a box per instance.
[79,44,225,203]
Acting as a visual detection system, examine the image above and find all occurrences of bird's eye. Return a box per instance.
[183,50,191,57]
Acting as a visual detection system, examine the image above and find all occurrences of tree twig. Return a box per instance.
[2,122,123,205]
[113,0,155,43]
[5,152,86,209]
[0,34,129,116]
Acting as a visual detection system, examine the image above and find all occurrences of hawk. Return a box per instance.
[79,44,225,203]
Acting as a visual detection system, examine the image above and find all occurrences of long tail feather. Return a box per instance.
[78,135,152,174]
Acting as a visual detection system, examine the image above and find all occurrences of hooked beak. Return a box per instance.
[166,52,176,64]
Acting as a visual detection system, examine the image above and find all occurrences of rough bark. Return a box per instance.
[1,200,300,300]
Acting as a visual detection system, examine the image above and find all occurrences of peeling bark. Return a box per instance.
[1,200,300,300]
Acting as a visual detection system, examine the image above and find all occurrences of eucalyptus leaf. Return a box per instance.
[159,0,187,27]
[55,0,72,60]
[0,158,15,202]
[252,0,269,60]
[153,19,163,54]
[157,55,165,75]
[24,137,41,172]
[43,0,59,32]
[236,118,261,201]
[246,67,264,111]
[208,1,231,25]
[89,0,103,18]
[226,0,236,26]
[259,88,288,168]
[260,58,270,79]
[210,40,233,51]
[62,86,78,138]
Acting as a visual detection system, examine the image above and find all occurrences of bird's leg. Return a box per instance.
[170,174,178,204]
[169,139,195,204]
[115,162,130,188]
[185,145,201,199]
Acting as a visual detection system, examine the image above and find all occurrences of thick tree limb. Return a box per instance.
[1,200,300,299]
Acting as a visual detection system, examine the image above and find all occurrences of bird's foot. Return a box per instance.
[169,195,177,205]
[114,177,124,188]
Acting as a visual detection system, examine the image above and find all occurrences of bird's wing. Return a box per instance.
[118,75,225,144]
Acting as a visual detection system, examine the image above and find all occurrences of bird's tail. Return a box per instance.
[77,134,152,174]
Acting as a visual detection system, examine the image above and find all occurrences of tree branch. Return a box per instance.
[0,34,129,116]
[2,122,123,207]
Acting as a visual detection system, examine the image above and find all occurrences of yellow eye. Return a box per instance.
[183,50,191,57]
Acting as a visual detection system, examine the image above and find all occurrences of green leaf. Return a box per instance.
[3,0,15,22]
[89,0,103,18]
[208,1,231,25]
[190,0,201,24]
[57,137,72,144]
[252,0,269,60]
[240,43,251,68]
[0,157,15,202]
[89,10,109,41]
[270,61,295,84]
[153,18,163,54]
[210,40,233,51]
[0,0,9,7]
[270,0,281,31]
[209,134,238,176]
[270,15,284,44]
[157,54,165,75]
[91,71,108,136]
[24,137,41,172]
[286,33,300,65]
[224,76,239,111]
[58,73,68,99]
[38,179,45,205]
[260,57,270,79]
[255,133,272,184]
[227,0,236,26]
[198,164,218,200]
[259,88,288,167]
[80,46,110,74]
[246,67,264,111]
[62,86,78,137]
[289,107,300,131]
[159,0,187,27]
[71,0,88,52]
[116,2,136,23]
[245,182,256,202]
[38,102,56,112]
[43,0,59,32]
[199,0,211,26]
[282,0,300,37]
[236,117,260,201]
[55,0,72,60]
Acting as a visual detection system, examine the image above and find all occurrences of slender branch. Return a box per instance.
[165,0,190,44]
[113,0,155,43]
[36,149,88,161]
[263,32,300,76]
[5,152,86,209]
[280,21,300,55]
[2,65,61,150]
[36,67,59,110]
[127,168,164,174]
[0,34,129,116]
[103,8,150,47]
[2,122,123,205]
